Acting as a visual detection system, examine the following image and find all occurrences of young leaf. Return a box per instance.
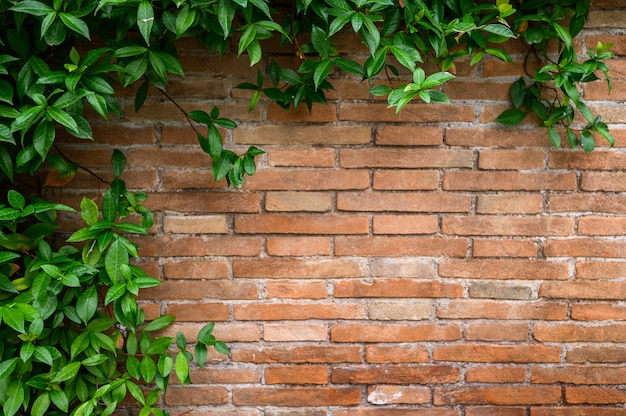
[496,108,526,125]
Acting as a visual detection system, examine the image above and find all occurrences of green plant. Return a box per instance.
[0,150,228,416]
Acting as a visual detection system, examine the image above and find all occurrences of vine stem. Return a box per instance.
[53,144,111,186]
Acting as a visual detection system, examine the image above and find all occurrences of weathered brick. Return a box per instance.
[571,302,626,321]
[433,344,559,363]
[549,195,626,214]
[267,102,338,123]
[235,214,369,234]
[531,365,626,384]
[373,215,439,235]
[340,148,473,168]
[465,322,531,341]
[136,236,261,257]
[439,259,569,280]
[163,259,230,279]
[468,282,533,300]
[578,216,626,235]
[472,239,539,258]
[367,385,430,405]
[236,125,370,145]
[434,386,561,405]
[445,127,547,147]
[334,278,463,298]
[146,192,261,212]
[567,346,626,363]
[338,192,471,212]
[265,192,333,212]
[188,366,261,384]
[368,301,432,320]
[476,194,543,214]
[265,281,329,299]
[370,258,436,277]
[539,281,626,299]
[245,170,371,190]
[163,215,229,233]
[478,149,546,170]
[442,216,574,236]
[533,323,626,342]
[265,365,329,385]
[266,237,332,256]
[465,366,527,384]
[233,259,365,278]
[339,102,475,123]
[581,171,626,191]
[446,80,512,101]
[330,323,462,342]
[372,170,440,190]
[165,302,229,321]
[336,237,468,257]
[331,365,460,384]
[267,148,336,167]
[263,324,328,341]
[232,387,361,406]
[554,149,626,171]
[165,386,229,405]
[233,303,366,320]
[531,408,626,416]
[231,346,362,363]
[437,300,567,320]
[545,238,626,258]
[365,345,429,364]
[565,387,626,404]
[332,410,458,416]
[443,171,576,191]
[141,280,258,300]
[374,126,442,146]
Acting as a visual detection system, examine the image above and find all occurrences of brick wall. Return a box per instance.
[52,2,626,414]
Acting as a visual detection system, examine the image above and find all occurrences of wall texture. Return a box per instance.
[53,2,626,414]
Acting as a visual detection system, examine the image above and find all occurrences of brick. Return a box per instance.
[442,216,574,236]
[163,215,229,233]
[336,236,467,257]
[465,366,527,383]
[136,236,261,257]
[445,127,548,147]
[232,387,361,406]
[549,195,626,214]
[586,104,626,124]
[161,170,226,189]
[439,259,569,280]
[265,192,333,212]
[267,102,337,123]
[267,148,336,167]
[330,323,462,342]
[161,125,222,145]
[265,365,328,384]
[531,365,626,384]
[468,282,533,300]
[265,281,329,299]
[178,53,256,75]
[372,170,440,190]
[325,78,371,100]
[188,366,261,384]
[581,172,626,191]
[373,215,439,235]
[437,300,567,320]
[233,303,365,320]
[367,385,431,405]
[585,79,626,100]
[338,192,471,212]
[565,387,626,404]
[140,280,257,300]
[480,104,543,124]
[434,386,561,405]
[334,278,463,298]
[579,216,626,235]
[476,194,543,214]
[124,101,262,123]
[571,303,626,320]
[443,171,576,191]
[374,126,442,146]
[478,149,546,170]
[472,239,539,257]
[266,237,332,256]
[163,259,229,279]
[231,346,362,363]
[146,192,261,212]
[465,322,531,341]
[235,214,368,234]
[539,281,626,299]
[365,345,429,364]
[545,238,626,258]
[368,301,432,320]
[587,10,626,28]
[483,57,541,77]
[533,323,626,342]
[567,346,626,363]
[585,35,626,56]
[165,302,229,321]
[235,125,370,145]
[340,148,473,168]
[245,170,371,190]
[263,324,328,341]
[370,258,436,277]
[233,259,365,278]
[331,365,460,384]
[531,408,626,416]
[433,344,559,363]
[445,80,512,100]
[551,149,626,171]
[339,102,475,123]
[165,386,228,405]
[332,410,458,416]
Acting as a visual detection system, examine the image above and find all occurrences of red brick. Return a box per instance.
[545,238,626,258]
[531,408,626,416]
[571,302,626,320]
[579,216,626,235]
[267,102,337,123]
[367,385,430,405]
[165,302,229,321]
[163,259,230,280]
[339,102,475,123]
[372,170,440,190]
[476,194,543,214]
[374,126,442,146]
[162,215,229,233]
[265,192,333,211]
[188,366,261,384]
[267,148,336,167]
[478,149,546,170]
[565,387,626,404]
[465,322,531,341]
[146,192,261,212]
[442,216,574,236]
[338,192,471,212]
[435,386,561,405]
[581,171,626,191]
[539,281,626,299]
[549,195,626,214]
[433,344,560,363]
[531,365,626,384]
[334,278,463,298]
[331,365,460,384]
[446,80,512,100]
[370,258,436,277]
[265,281,329,299]
[373,215,439,234]
[235,125,370,145]
[437,300,567,320]
[245,170,371,190]
[336,237,468,257]
[332,410,458,416]
[266,237,332,256]
[533,323,626,342]
[233,303,365,320]
[340,148,473,168]
[264,365,328,385]
[330,323,462,342]
[567,346,626,363]
[140,280,257,300]
[368,301,432,320]
[465,366,527,384]
[473,239,539,257]
[439,259,569,280]
[365,345,429,364]
[233,387,361,406]
[165,386,228,405]
[231,346,362,363]
[263,324,328,341]
[235,214,369,234]
[445,127,547,147]
[233,259,365,278]
[136,236,261,257]
[443,171,576,191]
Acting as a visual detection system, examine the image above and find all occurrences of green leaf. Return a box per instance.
[175,350,190,385]
[80,197,99,226]
[143,315,175,332]
[581,129,596,153]
[76,285,98,325]
[145,337,173,355]
[137,1,154,46]
[9,1,53,16]
[0,357,18,379]
[422,71,455,89]
[195,343,207,367]
[175,4,196,37]
[2,306,25,333]
[483,23,515,38]
[105,239,129,285]
[313,60,333,91]
[122,55,149,87]
[31,392,51,416]
[214,341,229,355]
[115,46,148,58]
[112,149,126,178]
[510,78,526,109]
[7,190,25,210]
[46,106,78,132]
[127,380,146,405]
[4,379,24,416]
[51,361,81,383]
[553,22,572,50]
[218,0,235,38]
[547,125,561,149]
[59,13,90,39]
[496,108,526,125]
[140,356,157,382]
[50,388,69,412]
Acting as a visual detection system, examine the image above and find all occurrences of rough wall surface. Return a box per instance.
[53,1,626,414]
